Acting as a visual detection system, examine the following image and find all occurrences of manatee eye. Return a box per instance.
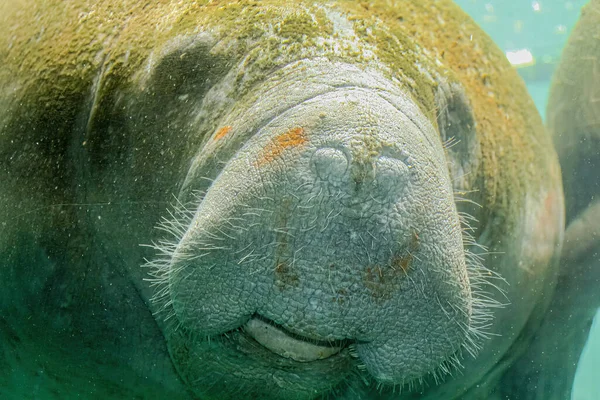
[310,146,350,187]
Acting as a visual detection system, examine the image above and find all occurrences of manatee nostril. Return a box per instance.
[310,146,350,187]
[374,154,410,190]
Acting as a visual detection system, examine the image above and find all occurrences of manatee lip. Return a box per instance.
[243,315,348,362]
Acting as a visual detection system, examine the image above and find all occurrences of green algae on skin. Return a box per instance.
[0,0,555,247]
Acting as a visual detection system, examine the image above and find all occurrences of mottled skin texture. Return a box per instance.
[0,1,565,399]
[538,0,600,399]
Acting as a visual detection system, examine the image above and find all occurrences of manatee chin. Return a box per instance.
[152,60,477,394]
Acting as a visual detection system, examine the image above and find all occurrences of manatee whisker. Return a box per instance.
[442,136,460,150]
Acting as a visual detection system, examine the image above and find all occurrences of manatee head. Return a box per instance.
[147,59,489,398]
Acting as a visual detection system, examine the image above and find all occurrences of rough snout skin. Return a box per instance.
[168,80,471,384]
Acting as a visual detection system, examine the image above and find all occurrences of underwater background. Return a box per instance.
[455,1,599,398]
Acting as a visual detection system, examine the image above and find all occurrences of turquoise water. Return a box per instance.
[455,1,600,398]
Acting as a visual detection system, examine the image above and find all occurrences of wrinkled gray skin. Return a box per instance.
[170,62,469,383]
[0,1,581,399]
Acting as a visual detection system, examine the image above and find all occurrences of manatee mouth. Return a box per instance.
[243,316,346,362]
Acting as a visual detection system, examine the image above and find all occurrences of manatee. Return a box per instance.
[0,1,566,399]
[543,0,600,398]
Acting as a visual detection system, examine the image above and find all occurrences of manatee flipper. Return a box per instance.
[496,202,600,399]
[497,0,600,397]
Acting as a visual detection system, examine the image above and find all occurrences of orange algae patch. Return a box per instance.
[214,125,232,140]
[256,127,307,166]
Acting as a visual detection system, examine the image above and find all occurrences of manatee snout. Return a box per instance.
[164,84,474,384]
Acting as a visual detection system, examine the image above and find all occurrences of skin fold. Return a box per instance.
[0,1,569,399]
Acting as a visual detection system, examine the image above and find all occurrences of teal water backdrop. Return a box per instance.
[455,1,599,398]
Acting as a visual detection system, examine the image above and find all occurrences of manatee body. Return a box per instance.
[542,0,600,398]
[0,1,564,399]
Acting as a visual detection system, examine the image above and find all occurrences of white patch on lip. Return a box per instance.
[244,318,342,362]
